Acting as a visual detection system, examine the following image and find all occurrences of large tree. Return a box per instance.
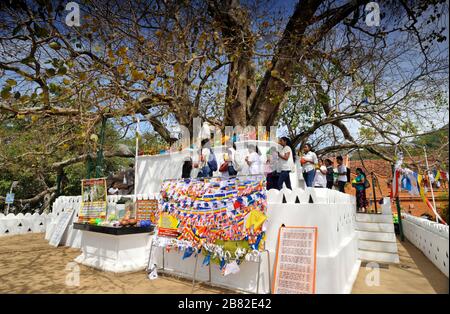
[0,0,448,209]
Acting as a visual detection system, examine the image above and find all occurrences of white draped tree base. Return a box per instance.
[47,141,362,293]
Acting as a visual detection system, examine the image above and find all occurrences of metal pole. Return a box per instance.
[191,253,199,293]
[95,116,107,178]
[371,172,378,213]
[86,153,93,179]
[256,253,262,294]
[391,164,404,241]
[266,250,272,294]
[56,170,63,198]
[208,259,212,283]
[134,116,140,202]
[395,195,405,241]
[6,185,12,215]
[423,147,438,223]
[391,164,405,242]
[5,182,17,215]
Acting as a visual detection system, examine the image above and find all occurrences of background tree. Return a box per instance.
[0,0,448,211]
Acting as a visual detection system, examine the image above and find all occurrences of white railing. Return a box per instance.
[402,213,449,277]
[0,212,50,236]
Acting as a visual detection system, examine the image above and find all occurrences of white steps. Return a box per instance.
[356,222,394,233]
[355,207,400,264]
[357,230,396,242]
[359,249,400,264]
[358,240,399,253]
[356,213,393,223]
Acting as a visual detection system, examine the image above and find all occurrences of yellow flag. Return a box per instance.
[435,171,441,182]
[245,210,267,230]
[417,174,428,203]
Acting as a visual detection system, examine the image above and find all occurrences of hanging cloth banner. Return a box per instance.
[157,175,268,256]
[391,169,401,199]
[417,174,447,225]
[400,169,420,196]
[393,165,447,225]
[434,170,441,182]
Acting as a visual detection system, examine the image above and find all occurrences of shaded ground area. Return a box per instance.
[1,233,447,294]
[352,237,449,294]
[0,233,229,294]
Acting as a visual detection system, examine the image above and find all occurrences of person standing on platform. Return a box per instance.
[277,137,295,190]
[336,156,348,193]
[313,165,328,188]
[265,146,280,190]
[181,157,193,179]
[246,144,262,175]
[195,139,212,178]
[352,168,369,212]
[324,159,335,189]
[226,142,238,176]
[300,143,318,187]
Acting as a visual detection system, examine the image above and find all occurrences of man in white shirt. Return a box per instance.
[336,155,347,193]
[300,143,318,187]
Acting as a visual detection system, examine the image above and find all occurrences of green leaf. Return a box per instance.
[1,88,12,99]
[6,79,17,86]
[49,83,59,93]
[22,56,36,65]
[49,41,61,50]
[33,23,49,38]
[57,66,67,75]
[45,68,56,77]
[12,25,22,36]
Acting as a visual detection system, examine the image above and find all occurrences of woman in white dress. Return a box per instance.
[245,144,262,175]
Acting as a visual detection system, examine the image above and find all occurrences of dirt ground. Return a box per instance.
[0,233,448,294]
[0,233,230,294]
[352,237,449,294]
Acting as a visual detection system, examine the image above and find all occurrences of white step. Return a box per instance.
[356,222,394,233]
[359,249,400,264]
[358,240,399,253]
[357,230,396,242]
[356,213,393,224]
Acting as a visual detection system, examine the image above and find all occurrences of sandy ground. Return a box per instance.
[0,233,230,294]
[352,237,449,294]
[0,233,447,294]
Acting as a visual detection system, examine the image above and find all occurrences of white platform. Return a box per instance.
[47,140,361,293]
[74,230,152,273]
[148,188,360,294]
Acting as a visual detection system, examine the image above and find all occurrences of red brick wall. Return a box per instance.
[348,159,448,221]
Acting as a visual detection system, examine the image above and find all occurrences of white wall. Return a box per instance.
[402,213,449,278]
[135,140,300,195]
[0,212,48,236]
